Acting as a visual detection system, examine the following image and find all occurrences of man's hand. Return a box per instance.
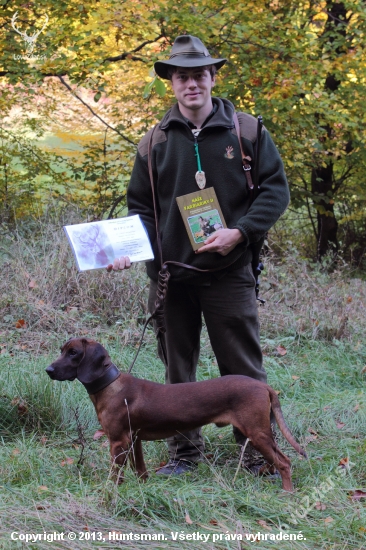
[106,256,131,272]
[195,228,244,256]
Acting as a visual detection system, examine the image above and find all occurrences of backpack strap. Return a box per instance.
[233,112,254,193]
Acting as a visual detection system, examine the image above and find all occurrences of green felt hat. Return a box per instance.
[154,35,227,80]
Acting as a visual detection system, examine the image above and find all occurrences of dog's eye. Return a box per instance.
[68,349,78,356]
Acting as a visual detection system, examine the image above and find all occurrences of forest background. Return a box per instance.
[0,1,366,549]
[0,0,366,263]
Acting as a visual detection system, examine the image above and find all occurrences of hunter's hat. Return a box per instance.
[154,35,227,80]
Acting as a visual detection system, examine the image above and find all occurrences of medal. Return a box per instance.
[193,137,206,189]
[195,171,206,189]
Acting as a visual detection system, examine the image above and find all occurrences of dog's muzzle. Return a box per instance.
[45,365,76,381]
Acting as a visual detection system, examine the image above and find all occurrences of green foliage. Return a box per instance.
[0,0,366,258]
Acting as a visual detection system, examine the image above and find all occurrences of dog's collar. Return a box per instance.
[82,363,121,395]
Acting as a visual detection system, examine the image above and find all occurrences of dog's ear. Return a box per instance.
[77,340,110,383]
[86,340,108,366]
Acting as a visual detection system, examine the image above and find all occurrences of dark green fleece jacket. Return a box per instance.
[127,97,289,283]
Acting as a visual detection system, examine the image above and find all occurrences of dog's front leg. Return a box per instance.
[129,437,148,481]
[109,437,130,484]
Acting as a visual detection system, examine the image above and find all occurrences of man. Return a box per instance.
[108,35,290,476]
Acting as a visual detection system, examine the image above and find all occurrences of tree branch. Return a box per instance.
[104,34,164,63]
[58,75,136,146]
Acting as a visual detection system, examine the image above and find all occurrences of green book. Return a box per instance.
[176,187,227,251]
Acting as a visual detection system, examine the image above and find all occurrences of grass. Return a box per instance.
[0,217,366,549]
[1,338,365,549]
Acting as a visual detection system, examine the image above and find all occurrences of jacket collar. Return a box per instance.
[159,97,235,131]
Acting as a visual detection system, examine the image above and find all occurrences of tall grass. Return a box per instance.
[0,215,365,549]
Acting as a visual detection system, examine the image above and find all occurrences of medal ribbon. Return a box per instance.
[194,141,202,172]
[193,131,206,188]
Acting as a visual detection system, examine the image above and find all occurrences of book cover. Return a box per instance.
[176,188,227,251]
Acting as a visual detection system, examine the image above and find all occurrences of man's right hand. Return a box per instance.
[106,256,131,272]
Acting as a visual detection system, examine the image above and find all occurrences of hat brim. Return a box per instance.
[154,57,227,80]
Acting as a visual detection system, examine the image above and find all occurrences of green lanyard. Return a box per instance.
[193,133,206,189]
[194,141,202,172]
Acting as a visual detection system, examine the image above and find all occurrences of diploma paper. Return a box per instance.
[64,215,154,271]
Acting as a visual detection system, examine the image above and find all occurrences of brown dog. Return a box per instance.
[46,338,306,491]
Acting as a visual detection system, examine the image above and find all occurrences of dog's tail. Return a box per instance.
[269,389,307,459]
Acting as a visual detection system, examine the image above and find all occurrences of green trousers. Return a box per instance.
[148,264,266,463]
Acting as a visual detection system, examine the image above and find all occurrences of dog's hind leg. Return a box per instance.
[248,432,293,491]
[129,437,148,481]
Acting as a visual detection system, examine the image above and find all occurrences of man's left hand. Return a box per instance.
[195,228,244,256]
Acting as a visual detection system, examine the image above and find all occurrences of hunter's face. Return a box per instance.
[171,67,215,115]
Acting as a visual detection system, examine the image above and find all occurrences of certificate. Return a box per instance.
[64,215,154,271]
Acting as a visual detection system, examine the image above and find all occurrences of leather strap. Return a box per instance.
[82,363,121,395]
[233,112,254,192]
[148,125,163,267]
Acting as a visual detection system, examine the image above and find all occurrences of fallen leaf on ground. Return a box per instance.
[308,427,318,435]
[323,517,334,524]
[93,429,106,440]
[349,490,366,501]
[185,510,193,524]
[315,502,327,510]
[60,457,74,466]
[17,401,28,416]
[276,345,287,356]
[339,457,351,469]
[28,280,37,288]
[38,486,48,491]
[353,404,360,413]
[15,319,27,329]
[361,366,366,374]
[209,519,218,525]
[292,375,300,380]
[336,422,345,429]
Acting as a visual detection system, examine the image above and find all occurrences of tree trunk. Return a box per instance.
[311,162,338,260]
[311,1,347,259]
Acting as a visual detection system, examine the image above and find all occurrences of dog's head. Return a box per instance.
[46,338,110,384]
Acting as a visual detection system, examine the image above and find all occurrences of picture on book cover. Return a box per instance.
[188,209,224,244]
[67,223,116,270]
